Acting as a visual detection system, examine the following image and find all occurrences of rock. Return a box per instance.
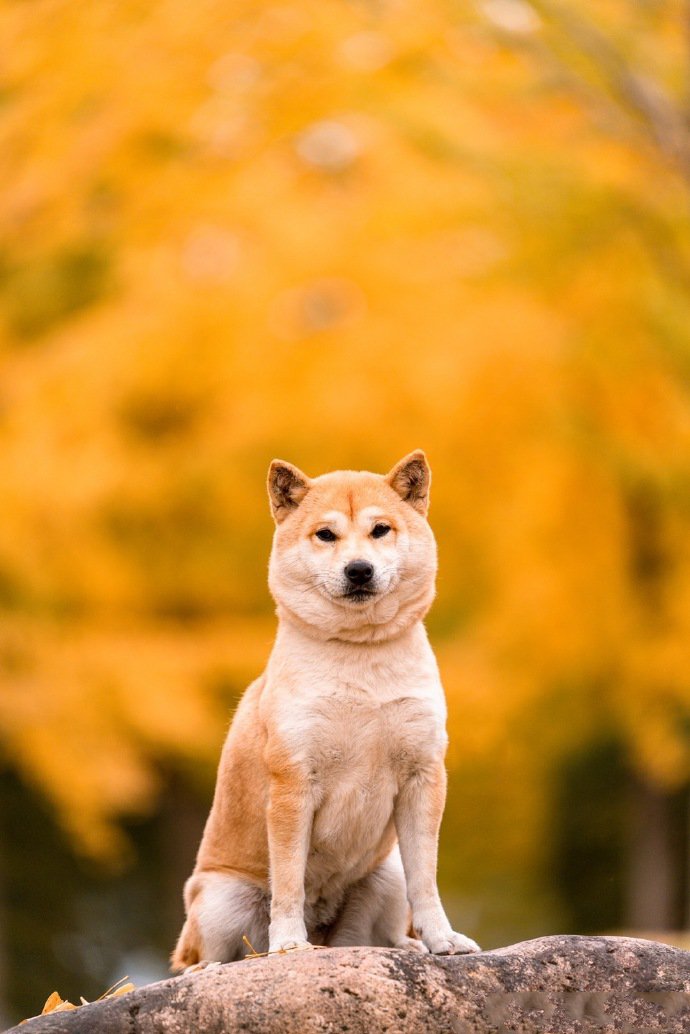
[8,935,690,1034]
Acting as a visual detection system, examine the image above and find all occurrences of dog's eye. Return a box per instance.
[315,528,337,543]
[371,524,391,539]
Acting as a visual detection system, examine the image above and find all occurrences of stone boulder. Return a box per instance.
[9,935,690,1033]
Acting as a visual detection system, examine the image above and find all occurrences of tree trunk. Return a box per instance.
[627,775,677,930]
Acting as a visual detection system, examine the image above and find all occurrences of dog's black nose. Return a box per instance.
[344,560,374,586]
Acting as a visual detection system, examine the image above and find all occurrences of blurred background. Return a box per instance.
[2,0,690,1024]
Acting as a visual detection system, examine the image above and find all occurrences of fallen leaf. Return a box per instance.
[41,993,62,1015]
[108,983,135,998]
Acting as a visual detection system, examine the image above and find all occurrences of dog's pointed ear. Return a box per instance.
[386,450,431,515]
[268,460,311,524]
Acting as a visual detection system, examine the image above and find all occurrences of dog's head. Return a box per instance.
[267,451,437,642]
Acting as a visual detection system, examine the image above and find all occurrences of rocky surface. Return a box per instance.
[8,935,690,1034]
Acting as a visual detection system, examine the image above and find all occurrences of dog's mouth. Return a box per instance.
[340,588,377,604]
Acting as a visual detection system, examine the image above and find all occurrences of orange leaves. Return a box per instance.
[0,618,272,859]
[41,992,77,1015]
[25,978,135,1024]
[1,0,690,907]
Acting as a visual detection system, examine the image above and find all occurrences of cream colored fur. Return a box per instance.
[171,451,480,969]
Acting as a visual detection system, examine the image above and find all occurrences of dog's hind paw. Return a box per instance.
[183,960,222,975]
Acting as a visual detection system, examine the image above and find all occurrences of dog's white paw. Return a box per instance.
[271,938,314,953]
[395,935,430,953]
[268,916,312,954]
[426,930,481,955]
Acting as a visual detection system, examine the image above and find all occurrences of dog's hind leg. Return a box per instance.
[171,871,269,970]
[326,846,428,952]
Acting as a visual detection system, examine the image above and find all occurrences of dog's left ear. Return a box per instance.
[268,460,311,524]
[386,450,431,516]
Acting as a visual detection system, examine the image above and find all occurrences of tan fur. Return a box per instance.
[172,910,201,969]
[171,451,479,970]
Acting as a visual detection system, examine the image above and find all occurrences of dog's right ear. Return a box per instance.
[268,460,311,524]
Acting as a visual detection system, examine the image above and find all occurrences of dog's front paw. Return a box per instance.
[426,930,481,955]
[269,915,313,954]
[271,938,314,953]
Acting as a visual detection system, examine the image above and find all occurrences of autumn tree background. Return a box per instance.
[2,0,690,1025]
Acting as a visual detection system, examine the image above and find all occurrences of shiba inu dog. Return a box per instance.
[171,451,480,968]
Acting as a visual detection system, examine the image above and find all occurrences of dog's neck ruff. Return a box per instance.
[274,588,434,645]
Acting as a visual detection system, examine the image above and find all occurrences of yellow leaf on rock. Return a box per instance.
[41,993,62,1014]
[41,992,77,1014]
[108,983,135,998]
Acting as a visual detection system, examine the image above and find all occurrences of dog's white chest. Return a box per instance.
[263,624,448,896]
[274,645,447,773]
[284,669,446,893]
[307,690,443,777]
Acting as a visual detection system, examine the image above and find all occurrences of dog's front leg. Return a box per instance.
[267,770,314,952]
[395,761,480,955]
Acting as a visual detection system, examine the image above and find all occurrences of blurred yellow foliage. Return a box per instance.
[1,0,690,908]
